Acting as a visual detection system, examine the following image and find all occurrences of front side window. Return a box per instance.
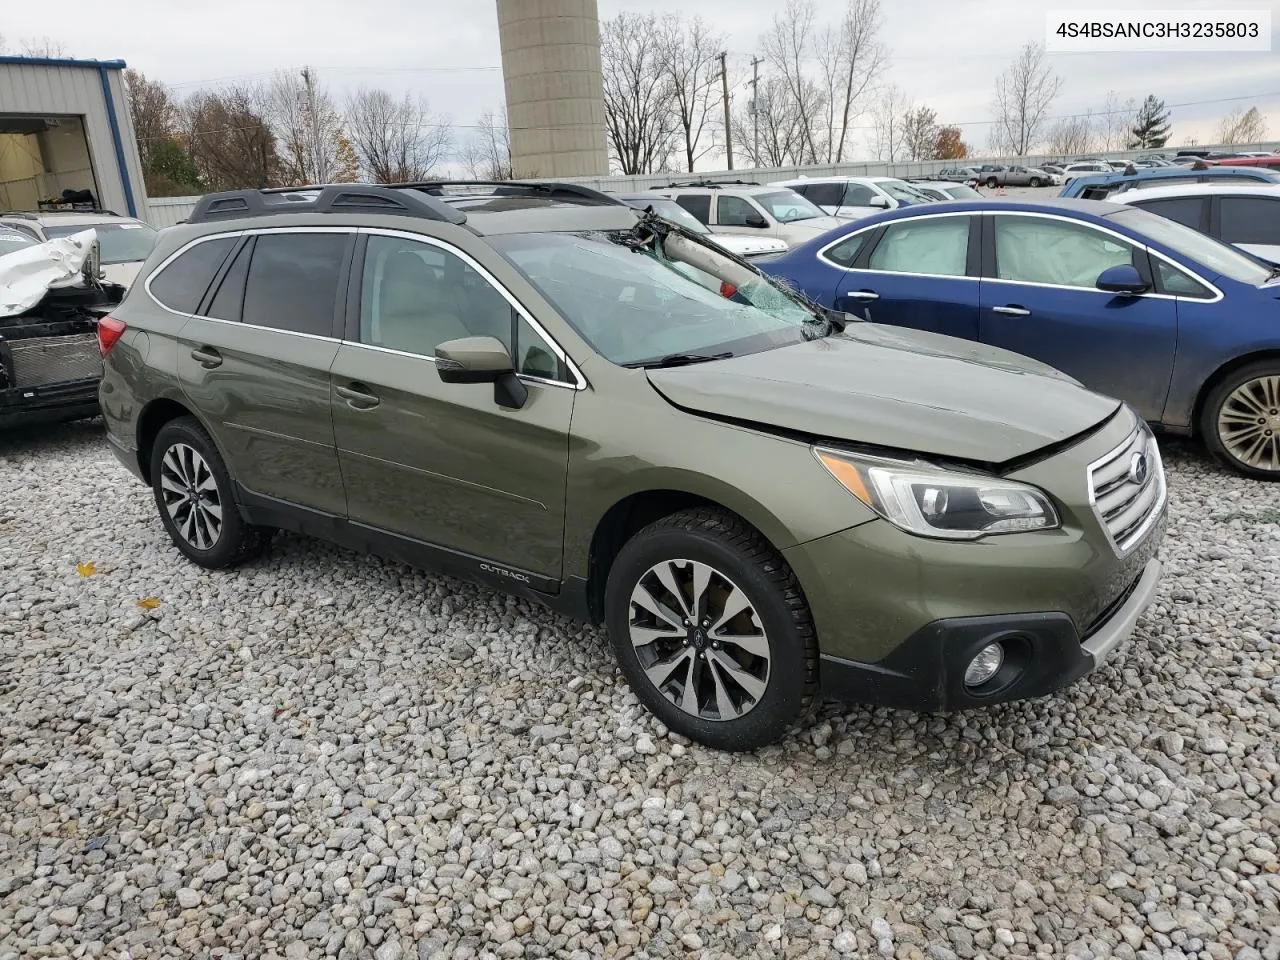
[1154,259,1214,299]
[242,232,349,336]
[492,231,821,366]
[868,217,969,277]
[359,234,564,380]
[717,195,764,227]
[993,216,1136,288]
[753,190,825,223]
[842,183,878,206]
[148,236,237,314]
[44,221,158,265]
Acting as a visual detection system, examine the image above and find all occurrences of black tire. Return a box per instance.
[1029,177,1043,188]
[149,416,270,567]
[1199,360,1280,480]
[604,508,819,751]
[986,177,999,188]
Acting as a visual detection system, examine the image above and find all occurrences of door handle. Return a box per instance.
[992,305,1031,317]
[190,347,222,368]
[336,383,380,410]
[844,290,880,302]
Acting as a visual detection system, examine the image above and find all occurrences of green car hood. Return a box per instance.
[646,323,1121,465]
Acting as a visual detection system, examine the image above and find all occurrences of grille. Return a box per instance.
[1088,425,1166,555]
[8,334,102,388]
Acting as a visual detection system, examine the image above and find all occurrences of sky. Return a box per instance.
[3,0,1278,168]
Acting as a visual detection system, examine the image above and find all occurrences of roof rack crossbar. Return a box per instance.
[399,180,625,207]
[187,184,469,226]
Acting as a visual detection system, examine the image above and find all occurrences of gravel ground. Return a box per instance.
[1,419,1277,960]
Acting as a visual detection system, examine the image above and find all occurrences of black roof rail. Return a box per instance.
[663,179,761,189]
[187,184,469,226]
[402,180,625,207]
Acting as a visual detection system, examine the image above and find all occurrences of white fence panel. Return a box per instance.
[145,196,198,228]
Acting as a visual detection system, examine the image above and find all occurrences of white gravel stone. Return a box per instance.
[1,423,1277,959]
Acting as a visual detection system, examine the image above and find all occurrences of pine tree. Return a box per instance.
[1131,95,1171,149]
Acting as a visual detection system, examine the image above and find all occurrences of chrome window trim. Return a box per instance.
[816,210,975,279]
[359,227,587,390]
[338,340,577,392]
[988,211,1226,304]
[1086,425,1168,557]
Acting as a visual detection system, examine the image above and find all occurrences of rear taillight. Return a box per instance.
[97,316,127,357]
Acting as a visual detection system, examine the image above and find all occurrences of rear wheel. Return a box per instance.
[1029,177,1043,188]
[150,417,270,567]
[604,508,819,751]
[986,176,999,188]
[1201,361,1280,479]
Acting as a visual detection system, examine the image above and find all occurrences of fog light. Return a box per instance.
[964,643,1004,687]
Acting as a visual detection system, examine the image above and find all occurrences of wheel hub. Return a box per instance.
[1218,375,1280,471]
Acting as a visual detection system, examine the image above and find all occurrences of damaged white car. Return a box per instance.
[0,229,126,429]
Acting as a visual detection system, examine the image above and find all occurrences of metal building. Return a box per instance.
[0,56,146,219]
[496,0,609,178]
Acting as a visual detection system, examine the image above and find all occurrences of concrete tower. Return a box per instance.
[496,0,608,178]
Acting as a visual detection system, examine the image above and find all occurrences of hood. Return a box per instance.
[0,228,100,317]
[780,216,845,238]
[712,234,790,257]
[101,261,143,287]
[646,324,1121,464]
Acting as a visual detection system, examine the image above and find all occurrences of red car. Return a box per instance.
[1207,155,1280,169]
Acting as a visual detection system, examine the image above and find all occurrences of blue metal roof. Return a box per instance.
[0,55,126,69]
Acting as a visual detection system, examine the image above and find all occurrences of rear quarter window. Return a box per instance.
[147,237,238,314]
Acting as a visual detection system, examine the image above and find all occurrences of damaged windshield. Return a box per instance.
[491,227,832,367]
[0,230,35,258]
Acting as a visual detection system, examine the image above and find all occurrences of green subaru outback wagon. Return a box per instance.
[99,182,1166,750]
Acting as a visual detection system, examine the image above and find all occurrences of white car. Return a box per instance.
[906,180,985,201]
[618,195,788,257]
[1061,161,1113,181]
[1110,182,1280,265]
[772,176,936,219]
[0,210,158,287]
[646,182,845,248]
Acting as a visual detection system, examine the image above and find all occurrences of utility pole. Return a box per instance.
[749,56,763,166]
[719,52,734,171]
[301,66,319,184]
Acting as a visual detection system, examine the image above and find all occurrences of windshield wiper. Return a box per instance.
[623,351,733,369]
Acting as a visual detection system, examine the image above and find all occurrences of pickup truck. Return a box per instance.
[974,164,1059,188]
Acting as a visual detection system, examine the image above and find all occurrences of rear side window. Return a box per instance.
[674,194,711,224]
[805,183,845,208]
[241,232,349,336]
[148,237,237,314]
[1128,196,1206,231]
[822,231,872,268]
[206,241,252,322]
[1220,197,1280,244]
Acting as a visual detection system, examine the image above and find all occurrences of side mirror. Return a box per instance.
[744,214,769,228]
[868,195,890,208]
[435,335,528,409]
[1096,264,1149,296]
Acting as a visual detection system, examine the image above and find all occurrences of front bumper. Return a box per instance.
[818,557,1161,711]
[0,379,100,429]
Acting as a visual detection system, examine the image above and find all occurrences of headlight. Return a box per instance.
[814,447,1060,540]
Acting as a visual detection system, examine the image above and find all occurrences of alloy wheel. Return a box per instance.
[627,559,771,721]
[159,443,224,549]
[1217,375,1280,472]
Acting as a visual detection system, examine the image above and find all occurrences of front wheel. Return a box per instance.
[1201,362,1280,479]
[604,508,819,751]
[150,417,270,566]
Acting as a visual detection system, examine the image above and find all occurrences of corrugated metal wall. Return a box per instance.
[143,140,1280,227]
[0,60,145,218]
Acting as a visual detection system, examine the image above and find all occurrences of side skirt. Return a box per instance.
[235,485,593,620]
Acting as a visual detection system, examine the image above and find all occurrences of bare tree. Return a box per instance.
[1097,90,1137,152]
[761,0,828,165]
[872,85,909,161]
[816,0,887,162]
[264,68,348,185]
[1217,106,1267,144]
[901,104,940,161]
[182,85,282,191]
[601,13,679,174]
[0,35,68,56]
[1045,112,1096,156]
[344,88,451,183]
[654,15,724,173]
[990,42,1062,156]
[460,108,513,180]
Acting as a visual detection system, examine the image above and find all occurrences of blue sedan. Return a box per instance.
[760,198,1280,478]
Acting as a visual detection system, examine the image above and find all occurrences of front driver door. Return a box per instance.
[978,213,1178,421]
[330,230,576,581]
[832,212,981,340]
